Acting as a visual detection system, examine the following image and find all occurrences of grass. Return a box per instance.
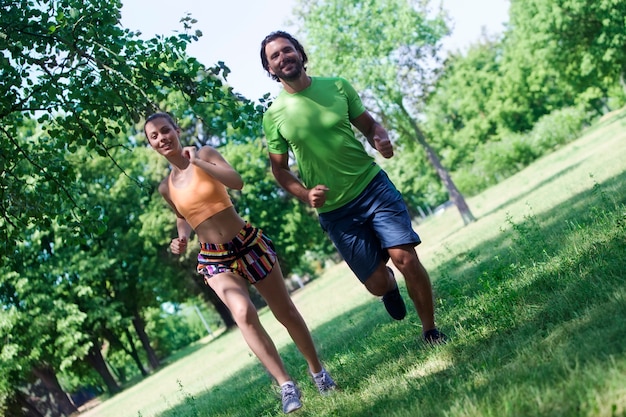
[79,108,626,417]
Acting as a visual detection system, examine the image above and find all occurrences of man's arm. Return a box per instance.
[269,152,328,208]
[351,110,394,159]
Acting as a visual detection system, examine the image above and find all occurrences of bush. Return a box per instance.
[529,107,586,152]
[145,302,221,359]
[453,132,535,195]
[452,107,586,196]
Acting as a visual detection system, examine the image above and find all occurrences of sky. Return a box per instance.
[120,0,510,101]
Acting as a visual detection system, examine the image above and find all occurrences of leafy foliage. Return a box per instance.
[451,107,587,195]
[424,40,502,166]
[506,0,626,113]
[0,0,260,412]
[423,0,626,196]
[0,0,254,254]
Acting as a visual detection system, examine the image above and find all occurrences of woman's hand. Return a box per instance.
[170,237,188,255]
[182,146,197,164]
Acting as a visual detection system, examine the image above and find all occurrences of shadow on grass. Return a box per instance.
[158,172,626,417]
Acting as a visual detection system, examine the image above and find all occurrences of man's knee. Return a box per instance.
[389,249,419,270]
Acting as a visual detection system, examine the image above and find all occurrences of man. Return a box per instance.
[260,31,446,345]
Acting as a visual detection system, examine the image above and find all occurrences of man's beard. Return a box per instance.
[276,59,303,81]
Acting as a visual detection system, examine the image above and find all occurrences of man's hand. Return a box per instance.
[170,237,188,255]
[374,136,394,158]
[308,185,329,208]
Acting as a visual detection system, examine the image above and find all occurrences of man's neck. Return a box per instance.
[282,74,312,94]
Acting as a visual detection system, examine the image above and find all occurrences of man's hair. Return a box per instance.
[260,31,308,82]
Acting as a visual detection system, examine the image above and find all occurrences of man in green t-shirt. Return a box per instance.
[260,31,446,346]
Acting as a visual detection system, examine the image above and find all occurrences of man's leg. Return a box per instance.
[388,245,436,331]
[362,262,396,296]
[363,262,407,320]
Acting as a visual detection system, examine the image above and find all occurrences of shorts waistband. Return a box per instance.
[198,222,256,252]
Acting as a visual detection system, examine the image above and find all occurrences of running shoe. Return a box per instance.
[312,368,337,395]
[280,382,302,414]
[381,267,406,320]
[423,328,448,346]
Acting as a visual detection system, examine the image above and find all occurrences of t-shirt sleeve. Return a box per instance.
[262,111,289,154]
[340,78,366,120]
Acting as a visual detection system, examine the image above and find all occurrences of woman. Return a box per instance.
[144,112,336,414]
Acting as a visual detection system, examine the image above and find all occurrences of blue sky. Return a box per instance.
[121,0,509,101]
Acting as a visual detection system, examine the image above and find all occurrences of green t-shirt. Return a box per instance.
[262,77,381,213]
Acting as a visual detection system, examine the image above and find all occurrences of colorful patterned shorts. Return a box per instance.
[197,223,277,284]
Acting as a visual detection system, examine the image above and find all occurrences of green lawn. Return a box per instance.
[80,108,626,417]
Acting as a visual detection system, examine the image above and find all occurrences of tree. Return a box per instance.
[506,0,626,114]
[0,1,260,413]
[424,40,503,168]
[0,0,254,256]
[489,0,626,131]
[292,0,476,225]
[0,229,89,416]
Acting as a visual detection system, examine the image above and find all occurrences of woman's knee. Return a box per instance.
[229,300,259,326]
[271,302,301,326]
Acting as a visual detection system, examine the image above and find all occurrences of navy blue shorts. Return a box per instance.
[318,170,420,283]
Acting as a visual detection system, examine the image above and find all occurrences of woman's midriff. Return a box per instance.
[193,206,246,244]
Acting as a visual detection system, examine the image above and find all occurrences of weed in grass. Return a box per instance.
[502,204,543,259]
[590,174,614,208]
[176,379,199,417]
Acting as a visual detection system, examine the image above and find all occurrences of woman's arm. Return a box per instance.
[158,176,192,254]
[183,145,244,190]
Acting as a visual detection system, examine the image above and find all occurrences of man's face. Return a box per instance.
[264,37,304,81]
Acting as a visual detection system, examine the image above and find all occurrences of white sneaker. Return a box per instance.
[312,368,337,395]
[280,382,302,413]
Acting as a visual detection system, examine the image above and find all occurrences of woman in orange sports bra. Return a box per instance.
[144,112,335,414]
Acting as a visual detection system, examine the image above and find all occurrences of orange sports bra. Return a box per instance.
[167,164,233,229]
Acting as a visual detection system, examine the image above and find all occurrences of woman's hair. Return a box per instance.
[143,112,178,137]
[260,31,308,82]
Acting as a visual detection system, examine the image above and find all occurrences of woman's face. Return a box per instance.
[145,117,181,156]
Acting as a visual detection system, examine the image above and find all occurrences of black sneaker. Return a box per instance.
[381,267,406,320]
[423,328,447,346]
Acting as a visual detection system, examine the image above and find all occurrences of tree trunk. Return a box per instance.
[103,327,148,378]
[85,341,121,395]
[6,389,46,417]
[120,326,149,376]
[31,365,78,417]
[401,104,476,225]
[132,312,160,371]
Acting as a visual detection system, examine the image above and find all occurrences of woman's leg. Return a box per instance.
[254,263,324,374]
[207,272,292,385]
